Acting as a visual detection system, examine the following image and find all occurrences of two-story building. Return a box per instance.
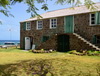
[20,2,100,52]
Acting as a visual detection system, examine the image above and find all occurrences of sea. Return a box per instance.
[0,40,20,45]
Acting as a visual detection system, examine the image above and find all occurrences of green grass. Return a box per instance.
[0,47,28,53]
[0,48,100,76]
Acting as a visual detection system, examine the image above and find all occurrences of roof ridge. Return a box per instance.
[44,2,100,13]
[20,2,100,22]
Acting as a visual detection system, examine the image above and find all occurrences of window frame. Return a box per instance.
[50,18,57,29]
[26,22,31,30]
[37,20,43,30]
[90,13,96,26]
[94,35,100,44]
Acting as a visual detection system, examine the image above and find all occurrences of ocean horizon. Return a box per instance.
[0,40,20,45]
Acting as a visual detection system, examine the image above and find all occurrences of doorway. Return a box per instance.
[64,16,74,33]
[25,37,31,50]
[57,35,70,52]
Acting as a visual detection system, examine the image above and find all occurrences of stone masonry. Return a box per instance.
[74,13,100,42]
[20,13,100,51]
[20,17,64,49]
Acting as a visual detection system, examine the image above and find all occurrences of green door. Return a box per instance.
[57,35,70,52]
[64,16,74,33]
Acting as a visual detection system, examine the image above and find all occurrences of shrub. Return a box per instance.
[68,50,100,56]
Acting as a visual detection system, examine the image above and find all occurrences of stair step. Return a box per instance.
[73,33,100,51]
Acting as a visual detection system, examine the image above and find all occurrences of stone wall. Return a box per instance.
[20,13,100,51]
[36,33,96,51]
[20,17,64,49]
[69,34,95,51]
[37,34,57,50]
[74,13,100,42]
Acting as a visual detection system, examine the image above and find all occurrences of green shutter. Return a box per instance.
[23,22,26,30]
[95,12,100,25]
[70,16,74,32]
[93,35,97,44]
[64,16,74,33]
[23,37,25,50]
[42,36,49,42]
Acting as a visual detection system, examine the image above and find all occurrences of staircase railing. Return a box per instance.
[73,33,100,51]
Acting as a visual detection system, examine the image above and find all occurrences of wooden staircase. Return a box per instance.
[73,33,100,51]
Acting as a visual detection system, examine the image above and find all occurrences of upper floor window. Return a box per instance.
[90,13,96,25]
[50,18,57,29]
[37,20,43,30]
[90,12,100,25]
[26,22,31,30]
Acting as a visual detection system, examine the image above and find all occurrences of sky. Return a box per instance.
[0,0,100,40]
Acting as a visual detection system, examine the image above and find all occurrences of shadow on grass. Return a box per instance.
[0,59,100,76]
[0,59,54,76]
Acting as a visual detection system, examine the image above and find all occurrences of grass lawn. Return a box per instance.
[0,48,100,76]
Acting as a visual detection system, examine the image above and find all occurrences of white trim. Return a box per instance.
[90,13,96,26]
[37,20,43,30]
[50,18,57,29]
[26,22,31,30]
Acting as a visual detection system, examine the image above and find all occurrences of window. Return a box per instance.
[93,35,100,44]
[90,12,100,25]
[37,20,43,29]
[42,36,49,42]
[96,35,100,44]
[90,13,96,25]
[26,22,31,30]
[50,18,57,28]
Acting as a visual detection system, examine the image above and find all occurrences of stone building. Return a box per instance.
[20,2,100,52]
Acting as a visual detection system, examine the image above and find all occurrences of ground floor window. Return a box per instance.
[93,35,100,44]
[96,35,100,44]
[42,36,49,42]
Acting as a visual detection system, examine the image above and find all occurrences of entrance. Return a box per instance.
[25,37,31,50]
[64,16,74,33]
[57,35,70,52]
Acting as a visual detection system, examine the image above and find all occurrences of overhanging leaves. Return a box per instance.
[0,0,98,18]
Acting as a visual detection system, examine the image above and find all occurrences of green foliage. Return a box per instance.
[84,0,97,11]
[41,4,48,10]
[0,0,13,18]
[56,0,97,11]
[68,50,100,56]
[0,21,2,24]
[0,0,97,17]
[68,50,82,55]
[0,0,10,8]
[0,0,98,24]
[86,50,100,56]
